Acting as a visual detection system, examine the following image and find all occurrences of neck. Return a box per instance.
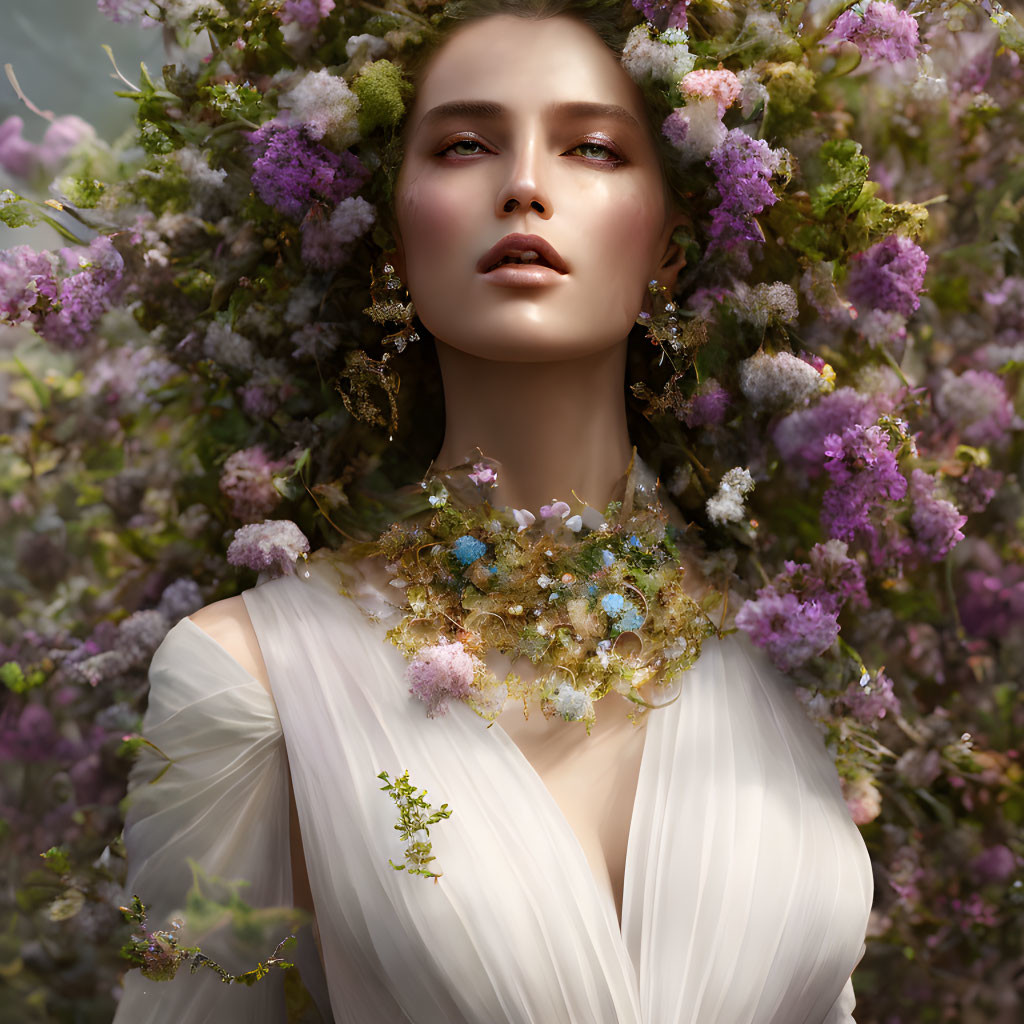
[432,340,634,514]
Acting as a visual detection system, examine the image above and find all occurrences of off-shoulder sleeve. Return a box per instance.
[112,616,292,1023]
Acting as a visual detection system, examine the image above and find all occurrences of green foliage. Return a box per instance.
[377,769,453,880]
[353,60,414,135]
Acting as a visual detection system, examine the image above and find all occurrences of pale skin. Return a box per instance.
[189,12,690,949]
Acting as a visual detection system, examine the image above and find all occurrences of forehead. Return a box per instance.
[409,14,646,125]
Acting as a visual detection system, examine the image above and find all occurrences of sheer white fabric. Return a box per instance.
[114,555,873,1023]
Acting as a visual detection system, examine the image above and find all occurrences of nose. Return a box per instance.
[495,134,552,218]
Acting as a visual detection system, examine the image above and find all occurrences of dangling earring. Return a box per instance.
[636,279,682,355]
[363,257,420,353]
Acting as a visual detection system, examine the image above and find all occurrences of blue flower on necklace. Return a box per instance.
[616,602,644,632]
[453,535,487,566]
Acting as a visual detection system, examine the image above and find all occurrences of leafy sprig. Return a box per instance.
[377,769,453,882]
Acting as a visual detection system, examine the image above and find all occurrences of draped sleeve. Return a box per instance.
[112,616,297,1023]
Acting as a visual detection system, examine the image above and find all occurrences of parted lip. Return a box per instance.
[478,233,568,274]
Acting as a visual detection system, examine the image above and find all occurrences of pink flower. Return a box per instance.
[842,773,882,825]
[679,68,742,117]
[226,520,310,576]
[407,640,478,717]
[0,114,94,180]
[540,500,570,519]
[468,462,498,486]
[219,446,291,521]
[828,2,925,66]
[279,0,335,28]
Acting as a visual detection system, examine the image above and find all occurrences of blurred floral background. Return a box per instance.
[1,1,1022,1021]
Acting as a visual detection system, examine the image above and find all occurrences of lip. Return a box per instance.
[477,233,569,276]
[481,263,565,288]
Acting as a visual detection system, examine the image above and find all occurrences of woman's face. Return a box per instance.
[394,14,686,363]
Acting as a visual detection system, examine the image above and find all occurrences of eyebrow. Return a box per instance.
[416,100,643,133]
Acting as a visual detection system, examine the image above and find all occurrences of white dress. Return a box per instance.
[113,553,873,1024]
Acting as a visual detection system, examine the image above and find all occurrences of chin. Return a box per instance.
[433,325,629,363]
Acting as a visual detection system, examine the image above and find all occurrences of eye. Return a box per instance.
[437,137,489,158]
[567,141,622,164]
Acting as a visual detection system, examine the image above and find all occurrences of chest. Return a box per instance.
[494,696,649,928]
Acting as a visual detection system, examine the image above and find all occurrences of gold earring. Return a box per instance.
[363,257,420,353]
[636,279,682,353]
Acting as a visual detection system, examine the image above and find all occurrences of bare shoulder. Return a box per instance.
[188,597,271,696]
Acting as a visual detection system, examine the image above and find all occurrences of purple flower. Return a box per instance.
[683,378,730,427]
[631,0,689,30]
[299,196,376,270]
[37,236,125,350]
[96,0,153,25]
[248,123,368,222]
[227,520,310,576]
[219,445,291,521]
[156,579,204,624]
[780,539,868,614]
[841,669,900,723]
[970,845,1019,885]
[935,369,1020,447]
[0,703,57,762]
[773,388,886,476]
[279,0,335,27]
[705,129,783,272]
[735,589,840,672]
[845,234,929,319]
[237,357,299,418]
[828,2,924,65]
[957,565,1024,640]
[821,423,907,557]
[908,470,967,562]
[0,114,94,179]
[0,245,58,325]
[407,641,478,717]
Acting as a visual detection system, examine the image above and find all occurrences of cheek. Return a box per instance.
[572,182,666,307]
[395,171,475,289]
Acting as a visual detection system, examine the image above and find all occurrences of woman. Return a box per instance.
[114,3,872,1021]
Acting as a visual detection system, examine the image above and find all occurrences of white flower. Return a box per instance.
[428,486,449,507]
[856,308,907,350]
[513,508,536,532]
[203,321,256,371]
[565,514,583,532]
[622,25,696,85]
[551,682,594,722]
[345,32,390,64]
[736,69,769,118]
[738,350,823,409]
[278,68,361,150]
[662,97,728,164]
[706,467,755,526]
[326,196,376,245]
[732,282,800,329]
[174,145,227,213]
[537,574,554,589]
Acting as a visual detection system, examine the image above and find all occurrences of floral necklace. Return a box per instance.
[339,449,723,733]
